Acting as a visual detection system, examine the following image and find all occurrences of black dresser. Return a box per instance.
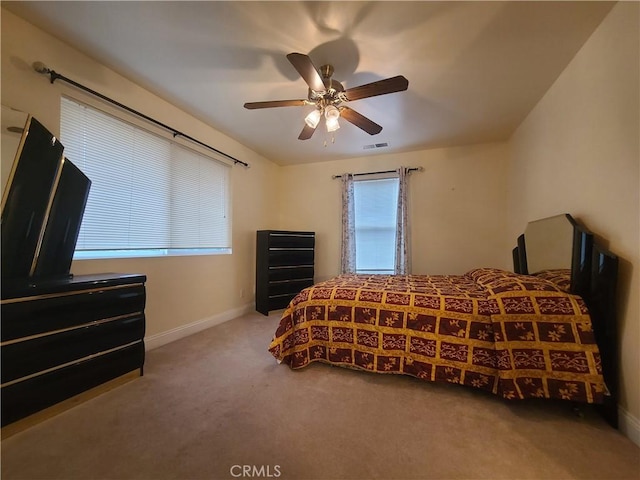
[256,230,315,315]
[1,273,146,427]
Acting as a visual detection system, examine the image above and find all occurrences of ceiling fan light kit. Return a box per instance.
[305,109,321,129]
[244,52,408,141]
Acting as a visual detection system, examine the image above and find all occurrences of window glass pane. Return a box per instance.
[354,177,398,273]
[60,96,230,258]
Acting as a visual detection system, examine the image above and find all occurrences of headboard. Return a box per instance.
[589,244,619,428]
[513,213,592,297]
[513,213,619,428]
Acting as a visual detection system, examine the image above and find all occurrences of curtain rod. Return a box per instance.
[32,62,250,168]
[332,167,423,179]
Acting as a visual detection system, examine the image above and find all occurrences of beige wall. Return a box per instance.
[1,9,280,338]
[507,2,640,431]
[276,143,509,281]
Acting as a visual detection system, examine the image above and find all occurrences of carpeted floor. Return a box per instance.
[1,310,639,480]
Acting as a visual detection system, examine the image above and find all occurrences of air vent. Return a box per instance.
[363,142,389,150]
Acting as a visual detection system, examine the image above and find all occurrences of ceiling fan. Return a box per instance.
[244,53,409,140]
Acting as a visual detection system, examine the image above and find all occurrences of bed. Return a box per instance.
[268,214,619,427]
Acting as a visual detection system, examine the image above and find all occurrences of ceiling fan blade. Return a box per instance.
[298,123,317,140]
[344,75,409,102]
[340,107,383,135]
[287,53,326,93]
[244,100,307,109]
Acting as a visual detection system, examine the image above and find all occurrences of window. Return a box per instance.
[60,96,231,259]
[353,176,399,273]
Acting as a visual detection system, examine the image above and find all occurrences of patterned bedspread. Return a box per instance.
[268,268,605,403]
[531,268,572,293]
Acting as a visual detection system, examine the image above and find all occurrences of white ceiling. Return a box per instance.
[4,1,614,166]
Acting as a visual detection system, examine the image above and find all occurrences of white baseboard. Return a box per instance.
[619,405,640,447]
[144,302,254,351]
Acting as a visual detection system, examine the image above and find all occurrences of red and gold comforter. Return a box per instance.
[268,268,604,403]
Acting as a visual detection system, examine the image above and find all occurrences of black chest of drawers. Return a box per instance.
[256,230,315,315]
[1,273,146,427]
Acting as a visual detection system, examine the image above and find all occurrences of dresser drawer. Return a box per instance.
[268,294,298,311]
[1,314,145,384]
[268,266,314,282]
[268,233,315,249]
[268,249,314,267]
[268,278,314,297]
[1,284,146,342]
[1,341,144,427]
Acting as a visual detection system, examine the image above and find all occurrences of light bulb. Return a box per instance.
[324,105,340,121]
[326,117,340,132]
[305,109,321,128]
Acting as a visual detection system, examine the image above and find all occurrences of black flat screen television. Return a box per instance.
[1,114,91,283]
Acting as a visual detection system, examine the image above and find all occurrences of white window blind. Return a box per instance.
[353,177,399,273]
[60,96,231,259]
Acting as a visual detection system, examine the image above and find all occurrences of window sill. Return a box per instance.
[73,248,232,260]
